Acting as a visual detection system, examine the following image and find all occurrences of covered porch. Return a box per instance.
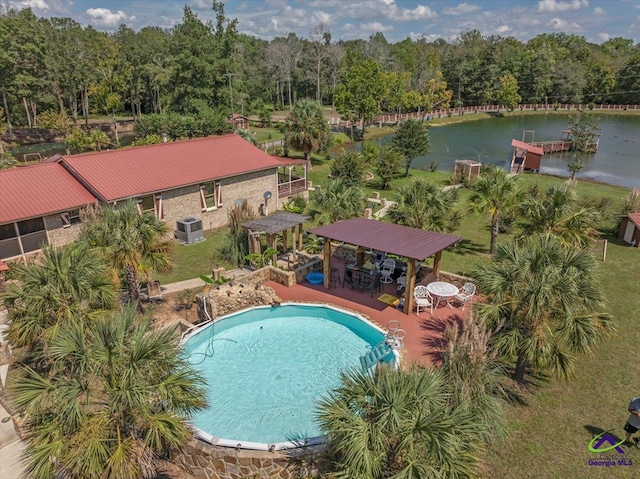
[274,157,308,199]
[308,218,462,315]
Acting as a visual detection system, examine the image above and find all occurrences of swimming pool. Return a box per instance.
[181,303,397,450]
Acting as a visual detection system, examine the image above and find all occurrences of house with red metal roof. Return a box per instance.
[0,163,97,261]
[0,134,308,262]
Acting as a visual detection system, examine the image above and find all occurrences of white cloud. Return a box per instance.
[387,4,436,21]
[538,0,588,13]
[547,17,582,30]
[598,32,609,41]
[359,21,394,33]
[442,3,481,16]
[7,0,50,10]
[190,0,210,9]
[86,8,136,27]
[496,24,511,33]
[408,32,440,42]
[547,17,567,28]
[593,7,604,15]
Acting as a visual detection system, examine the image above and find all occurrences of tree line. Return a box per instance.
[1,2,640,139]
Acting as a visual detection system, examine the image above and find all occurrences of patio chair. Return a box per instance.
[413,285,433,316]
[396,271,407,292]
[379,258,396,284]
[374,251,386,272]
[454,282,476,311]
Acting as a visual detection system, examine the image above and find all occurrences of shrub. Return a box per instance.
[429,160,439,172]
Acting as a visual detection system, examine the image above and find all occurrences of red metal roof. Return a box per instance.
[61,135,282,201]
[308,218,462,260]
[0,163,97,224]
[628,213,640,228]
[511,139,544,156]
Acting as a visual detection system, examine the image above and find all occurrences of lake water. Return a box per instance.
[374,114,640,189]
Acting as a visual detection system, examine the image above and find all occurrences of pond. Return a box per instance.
[371,114,640,189]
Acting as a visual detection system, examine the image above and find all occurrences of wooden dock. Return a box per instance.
[530,140,572,153]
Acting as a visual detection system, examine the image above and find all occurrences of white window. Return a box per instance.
[200,181,222,211]
[61,209,82,228]
[137,194,164,219]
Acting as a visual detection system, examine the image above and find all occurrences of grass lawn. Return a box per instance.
[485,239,640,479]
[155,227,236,284]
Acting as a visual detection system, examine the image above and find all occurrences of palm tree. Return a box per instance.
[285,98,330,165]
[473,235,613,384]
[467,166,522,254]
[10,305,207,479]
[442,317,520,446]
[234,128,257,145]
[387,178,460,232]
[310,179,364,225]
[316,365,483,479]
[80,200,173,303]
[2,242,116,349]
[517,184,601,248]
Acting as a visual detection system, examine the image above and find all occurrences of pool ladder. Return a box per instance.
[359,321,405,370]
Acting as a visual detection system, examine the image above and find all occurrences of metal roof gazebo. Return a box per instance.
[308,218,462,315]
[241,211,310,264]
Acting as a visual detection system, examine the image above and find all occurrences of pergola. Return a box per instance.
[308,218,462,315]
[241,211,310,265]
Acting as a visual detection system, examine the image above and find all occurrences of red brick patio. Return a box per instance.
[265,260,470,367]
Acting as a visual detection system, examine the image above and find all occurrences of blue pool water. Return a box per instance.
[182,304,388,445]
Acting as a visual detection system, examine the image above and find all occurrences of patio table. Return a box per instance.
[426,281,459,309]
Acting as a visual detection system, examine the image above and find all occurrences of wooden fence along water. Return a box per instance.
[327,103,640,132]
[258,103,638,150]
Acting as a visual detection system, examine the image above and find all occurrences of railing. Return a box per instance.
[277,177,307,198]
[326,104,640,130]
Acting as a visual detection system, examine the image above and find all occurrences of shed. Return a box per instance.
[618,213,640,247]
[454,159,482,182]
[510,139,544,173]
[227,114,249,130]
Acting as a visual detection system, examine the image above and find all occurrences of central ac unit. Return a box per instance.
[175,217,204,245]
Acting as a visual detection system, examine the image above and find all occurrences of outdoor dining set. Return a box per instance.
[413,281,476,316]
[338,254,476,316]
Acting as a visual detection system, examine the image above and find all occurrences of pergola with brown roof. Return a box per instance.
[308,218,462,315]
[241,211,310,264]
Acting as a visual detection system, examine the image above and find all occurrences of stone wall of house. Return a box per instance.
[45,213,83,248]
[174,439,330,479]
[162,169,277,233]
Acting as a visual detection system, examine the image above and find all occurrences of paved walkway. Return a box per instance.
[0,402,25,479]
[159,268,247,295]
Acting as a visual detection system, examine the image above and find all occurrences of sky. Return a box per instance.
[4,0,640,44]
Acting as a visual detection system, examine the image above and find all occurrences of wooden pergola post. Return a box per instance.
[433,250,442,278]
[267,234,277,265]
[283,229,289,252]
[403,259,416,315]
[297,223,303,251]
[323,239,331,289]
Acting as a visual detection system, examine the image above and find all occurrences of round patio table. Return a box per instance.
[426,281,459,309]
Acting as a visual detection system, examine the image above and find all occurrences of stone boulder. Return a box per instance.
[196,283,281,322]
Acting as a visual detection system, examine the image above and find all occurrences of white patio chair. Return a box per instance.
[413,285,433,316]
[396,271,407,292]
[454,282,476,311]
[379,258,396,284]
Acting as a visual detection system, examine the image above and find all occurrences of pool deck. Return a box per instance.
[265,264,469,367]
